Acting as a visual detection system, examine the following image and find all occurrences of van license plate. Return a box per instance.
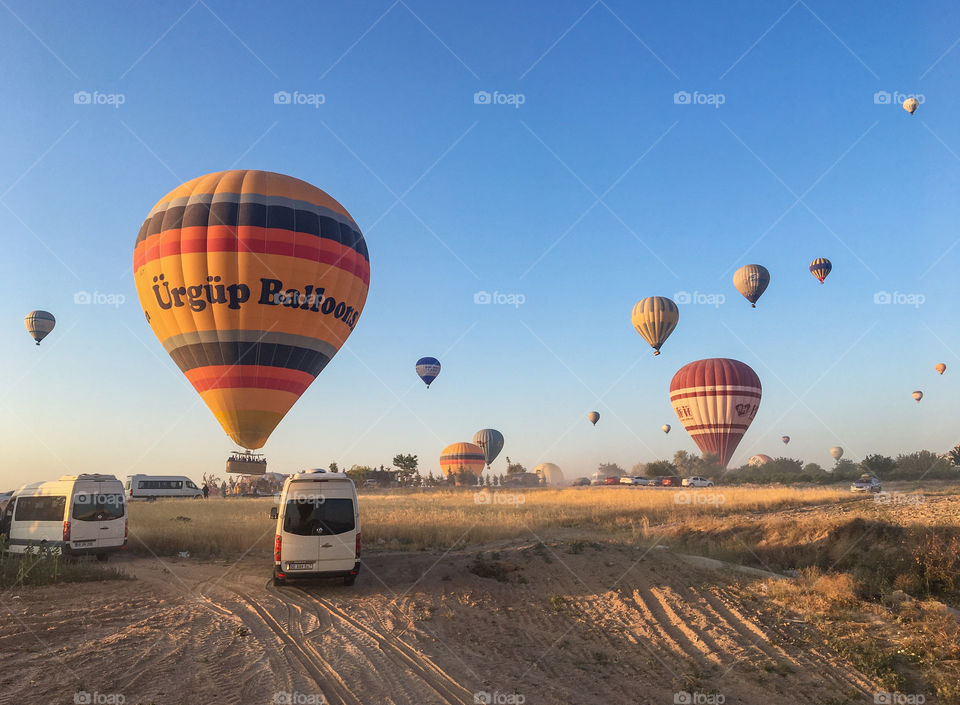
[288,562,314,570]
[73,540,94,547]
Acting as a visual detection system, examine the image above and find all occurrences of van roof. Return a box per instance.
[59,474,120,482]
[288,471,352,482]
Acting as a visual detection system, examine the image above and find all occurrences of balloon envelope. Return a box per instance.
[473,429,504,468]
[587,411,600,426]
[809,258,832,284]
[631,296,679,355]
[534,462,564,485]
[781,435,790,444]
[439,442,485,480]
[748,454,773,466]
[830,447,844,460]
[416,357,441,387]
[133,170,370,450]
[912,390,923,402]
[662,424,671,434]
[733,265,770,307]
[936,363,946,375]
[903,97,919,114]
[669,358,761,468]
[24,310,55,345]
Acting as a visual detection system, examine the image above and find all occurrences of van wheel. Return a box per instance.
[96,553,108,562]
[343,575,356,586]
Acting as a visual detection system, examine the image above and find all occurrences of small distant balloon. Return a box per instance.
[809,258,832,284]
[416,357,441,388]
[631,296,679,355]
[903,97,919,115]
[733,264,770,308]
[935,363,946,375]
[781,435,790,444]
[830,446,844,460]
[662,424,671,434]
[587,411,600,426]
[25,310,56,346]
[748,454,773,466]
[912,390,923,403]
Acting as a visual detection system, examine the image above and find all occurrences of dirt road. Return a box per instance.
[0,540,880,704]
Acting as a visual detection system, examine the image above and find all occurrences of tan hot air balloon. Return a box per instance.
[534,462,565,486]
[733,264,770,307]
[912,390,923,403]
[748,454,773,466]
[587,411,600,426]
[830,447,844,460]
[25,310,56,345]
[903,97,919,115]
[662,424,671,434]
[631,296,679,355]
[935,363,946,375]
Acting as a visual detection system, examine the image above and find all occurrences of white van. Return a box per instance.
[270,469,360,586]
[126,474,203,500]
[3,474,127,559]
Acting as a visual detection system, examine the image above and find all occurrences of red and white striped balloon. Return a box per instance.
[669,358,762,468]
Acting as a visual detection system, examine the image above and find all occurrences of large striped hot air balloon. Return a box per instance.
[473,429,504,468]
[809,258,832,284]
[439,442,485,483]
[733,265,770,307]
[416,357,441,388]
[133,170,370,451]
[24,310,55,345]
[631,296,679,355]
[669,358,762,468]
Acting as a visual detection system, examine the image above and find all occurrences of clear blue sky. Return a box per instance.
[2,0,959,488]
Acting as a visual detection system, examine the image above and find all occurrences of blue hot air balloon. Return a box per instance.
[416,357,441,388]
[473,429,505,468]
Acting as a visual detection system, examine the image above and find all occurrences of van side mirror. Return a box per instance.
[270,507,278,520]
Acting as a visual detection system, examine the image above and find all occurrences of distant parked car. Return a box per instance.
[620,476,651,486]
[603,476,620,485]
[682,476,714,488]
[660,476,683,487]
[851,474,881,493]
[571,477,590,487]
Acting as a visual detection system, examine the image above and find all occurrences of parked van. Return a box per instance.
[270,469,360,586]
[126,474,203,500]
[3,474,126,559]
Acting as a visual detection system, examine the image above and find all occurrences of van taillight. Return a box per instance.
[274,534,282,562]
[63,521,70,542]
[355,533,361,558]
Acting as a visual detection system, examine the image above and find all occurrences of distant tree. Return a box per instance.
[426,471,436,486]
[645,460,677,477]
[346,464,373,483]
[496,474,504,486]
[597,462,625,477]
[484,474,491,487]
[831,459,861,481]
[329,462,339,473]
[894,450,958,480]
[454,469,475,486]
[948,444,960,468]
[631,461,647,477]
[699,453,725,481]
[860,454,896,477]
[505,457,526,475]
[673,450,702,476]
[393,454,419,486]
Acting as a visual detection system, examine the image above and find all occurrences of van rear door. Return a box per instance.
[70,481,125,550]
[282,479,356,569]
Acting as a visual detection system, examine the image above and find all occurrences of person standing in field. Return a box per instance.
[202,483,209,499]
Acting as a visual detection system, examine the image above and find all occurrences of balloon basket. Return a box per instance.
[226,450,267,476]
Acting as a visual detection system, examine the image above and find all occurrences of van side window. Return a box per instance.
[283,498,355,536]
[186,481,198,489]
[14,496,67,522]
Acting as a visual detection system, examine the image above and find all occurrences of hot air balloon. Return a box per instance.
[587,411,600,426]
[781,435,790,445]
[24,310,55,345]
[809,258,832,284]
[912,390,923,403]
[669,358,761,468]
[662,424,671,434]
[439,442,485,484]
[830,447,844,460]
[133,170,370,463]
[903,97,919,115]
[631,296,679,355]
[936,363,946,375]
[416,357,441,388]
[534,462,564,486]
[748,454,773,466]
[733,264,770,308]
[473,429,504,468]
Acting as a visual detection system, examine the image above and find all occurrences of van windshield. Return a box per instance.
[283,498,354,536]
[73,494,125,521]
[14,496,66,522]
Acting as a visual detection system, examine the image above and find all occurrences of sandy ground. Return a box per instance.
[0,539,882,705]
